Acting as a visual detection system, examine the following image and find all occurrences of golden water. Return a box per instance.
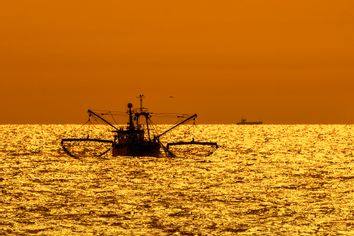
[0,125,353,235]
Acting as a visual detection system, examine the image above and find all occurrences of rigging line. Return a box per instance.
[57,116,92,140]
[76,115,93,130]
[90,115,107,126]
[61,142,112,159]
[96,112,116,117]
[147,118,160,138]
[89,108,125,113]
[89,110,126,117]
[110,112,119,125]
[153,113,191,118]
[153,112,191,115]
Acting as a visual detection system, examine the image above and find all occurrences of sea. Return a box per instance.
[0,124,353,235]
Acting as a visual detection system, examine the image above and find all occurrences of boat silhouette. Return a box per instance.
[237,118,263,125]
[61,95,218,158]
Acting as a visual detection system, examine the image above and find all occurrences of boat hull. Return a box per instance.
[112,142,161,157]
[237,121,263,125]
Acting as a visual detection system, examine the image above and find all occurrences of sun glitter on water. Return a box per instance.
[0,124,353,235]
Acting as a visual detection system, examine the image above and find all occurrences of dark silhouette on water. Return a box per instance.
[61,95,218,158]
[237,118,263,125]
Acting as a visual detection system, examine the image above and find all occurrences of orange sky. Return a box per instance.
[1,0,353,124]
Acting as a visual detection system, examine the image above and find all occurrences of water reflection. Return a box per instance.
[0,125,353,234]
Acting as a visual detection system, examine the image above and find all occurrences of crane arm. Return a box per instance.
[156,114,197,139]
[87,109,119,131]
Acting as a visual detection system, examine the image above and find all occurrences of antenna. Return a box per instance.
[137,94,144,112]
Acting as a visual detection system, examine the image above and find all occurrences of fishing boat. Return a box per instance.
[237,118,263,125]
[61,95,218,158]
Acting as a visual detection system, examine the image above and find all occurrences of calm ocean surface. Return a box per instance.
[0,124,353,235]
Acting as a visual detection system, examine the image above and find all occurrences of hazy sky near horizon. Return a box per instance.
[1,0,353,124]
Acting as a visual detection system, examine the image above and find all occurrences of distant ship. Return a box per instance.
[237,118,263,125]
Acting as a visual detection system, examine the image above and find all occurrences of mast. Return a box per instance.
[135,94,152,140]
[127,103,134,130]
[138,94,144,112]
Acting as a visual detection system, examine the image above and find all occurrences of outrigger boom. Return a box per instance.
[156,114,197,139]
[87,109,119,131]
